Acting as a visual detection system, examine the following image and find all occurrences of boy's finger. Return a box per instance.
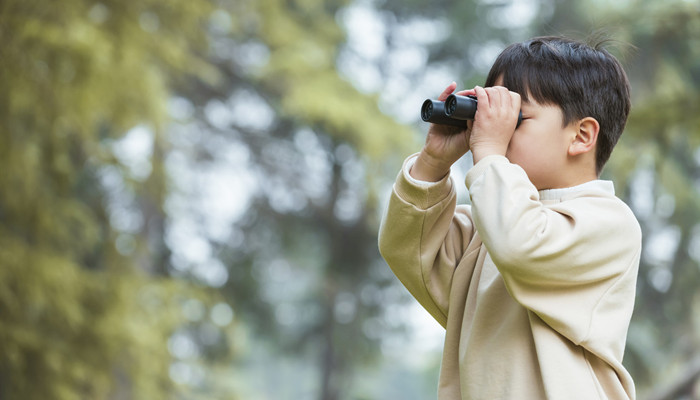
[437,82,457,101]
[510,91,521,109]
[485,86,502,109]
[455,89,476,96]
[497,86,511,108]
[474,86,488,106]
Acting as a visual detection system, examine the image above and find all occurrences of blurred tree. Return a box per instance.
[0,0,218,398]
[167,0,420,398]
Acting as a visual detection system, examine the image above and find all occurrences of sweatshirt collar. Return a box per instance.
[538,180,615,202]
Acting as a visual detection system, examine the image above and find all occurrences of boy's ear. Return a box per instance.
[568,117,599,156]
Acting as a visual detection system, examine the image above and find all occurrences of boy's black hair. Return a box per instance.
[485,36,631,175]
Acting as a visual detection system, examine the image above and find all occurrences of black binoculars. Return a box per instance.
[421,94,522,130]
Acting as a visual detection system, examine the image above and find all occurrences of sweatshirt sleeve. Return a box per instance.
[378,154,480,328]
[466,156,642,355]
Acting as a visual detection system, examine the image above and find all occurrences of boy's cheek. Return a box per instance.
[504,135,522,158]
[505,139,531,166]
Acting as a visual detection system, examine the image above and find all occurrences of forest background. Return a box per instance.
[2,0,700,399]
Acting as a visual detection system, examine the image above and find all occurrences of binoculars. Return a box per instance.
[421,94,522,130]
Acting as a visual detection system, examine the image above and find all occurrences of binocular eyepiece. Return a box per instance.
[421,94,522,130]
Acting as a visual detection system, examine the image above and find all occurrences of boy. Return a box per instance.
[378,36,641,399]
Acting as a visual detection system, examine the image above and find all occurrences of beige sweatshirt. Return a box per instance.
[378,154,641,400]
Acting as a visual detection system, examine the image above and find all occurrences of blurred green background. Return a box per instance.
[1,0,700,399]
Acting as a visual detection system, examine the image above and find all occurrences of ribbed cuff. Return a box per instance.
[394,153,454,210]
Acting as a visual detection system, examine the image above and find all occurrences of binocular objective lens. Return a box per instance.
[422,102,433,120]
[447,100,456,114]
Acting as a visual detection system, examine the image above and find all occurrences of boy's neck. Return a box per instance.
[537,156,598,190]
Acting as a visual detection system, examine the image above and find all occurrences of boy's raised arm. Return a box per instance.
[378,155,479,328]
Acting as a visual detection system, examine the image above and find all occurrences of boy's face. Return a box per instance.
[497,81,578,190]
[506,99,575,190]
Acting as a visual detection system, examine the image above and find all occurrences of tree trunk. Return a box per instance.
[319,301,339,400]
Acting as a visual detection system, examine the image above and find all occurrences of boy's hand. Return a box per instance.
[469,86,521,164]
[411,82,473,182]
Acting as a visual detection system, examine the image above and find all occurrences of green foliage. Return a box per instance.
[0,0,217,398]
[232,0,414,159]
[179,0,421,397]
